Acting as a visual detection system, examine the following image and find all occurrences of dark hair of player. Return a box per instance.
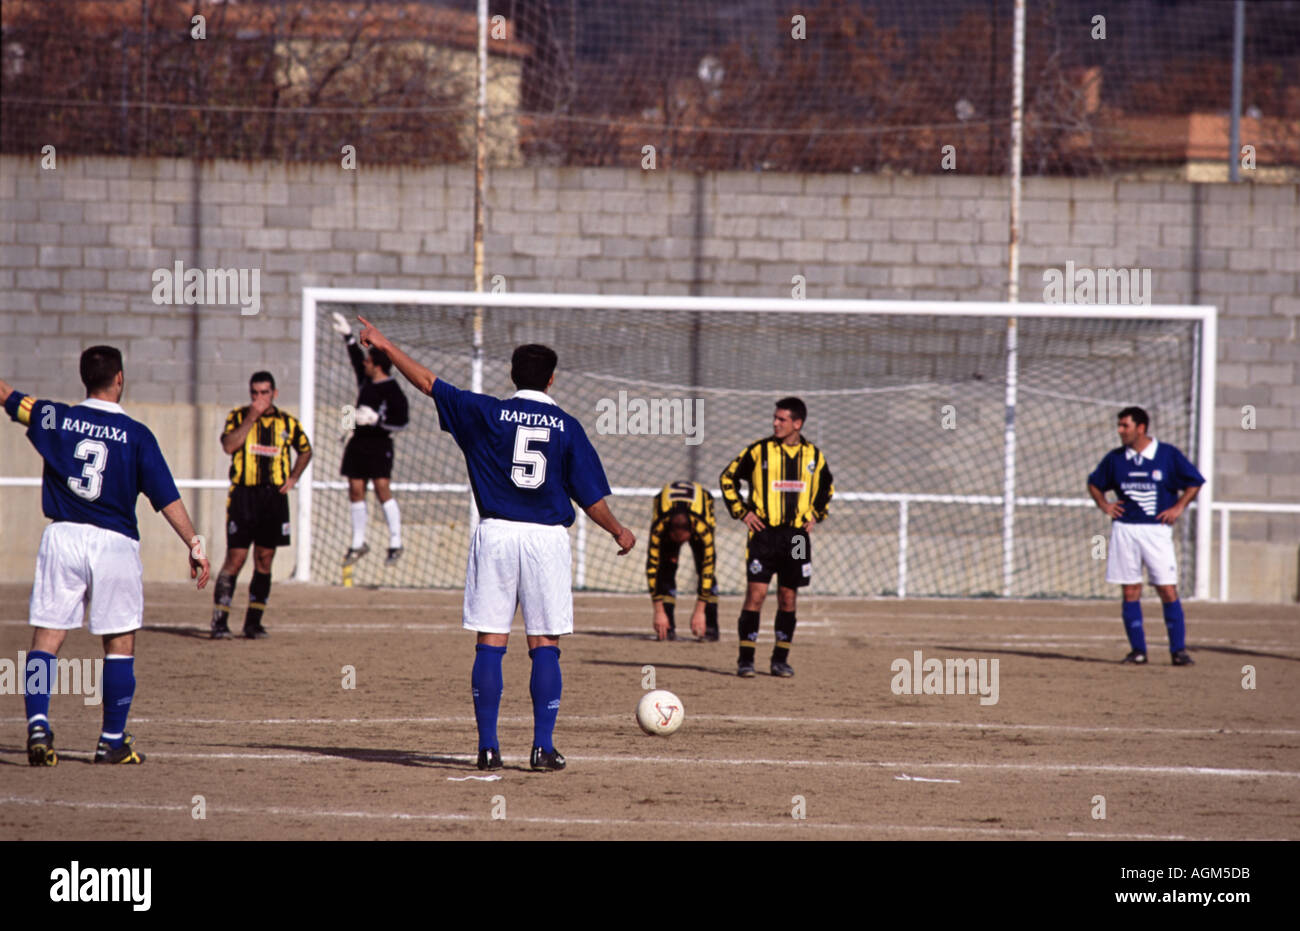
[80,345,124,392]
[368,348,393,374]
[250,371,276,390]
[511,344,558,392]
[1118,406,1149,431]
[668,511,692,531]
[776,396,807,425]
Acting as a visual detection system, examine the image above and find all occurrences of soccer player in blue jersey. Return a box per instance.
[1088,406,1204,667]
[356,317,636,772]
[1,346,210,766]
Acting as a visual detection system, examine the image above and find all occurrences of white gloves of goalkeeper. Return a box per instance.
[353,405,380,427]
[331,312,352,337]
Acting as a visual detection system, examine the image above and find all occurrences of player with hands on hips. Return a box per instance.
[2,346,209,767]
[1087,406,1204,667]
[356,315,635,773]
[331,312,410,567]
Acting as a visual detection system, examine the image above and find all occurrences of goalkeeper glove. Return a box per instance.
[331,312,353,339]
[353,405,380,427]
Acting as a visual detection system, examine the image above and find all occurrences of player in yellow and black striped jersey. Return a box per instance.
[646,481,719,641]
[208,371,312,641]
[719,396,833,678]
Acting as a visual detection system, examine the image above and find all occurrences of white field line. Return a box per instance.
[3,748,1296,780]
[0,794,1240,840]
[4,713,1296,737]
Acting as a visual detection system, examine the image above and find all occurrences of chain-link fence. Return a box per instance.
[4,0,1297,175]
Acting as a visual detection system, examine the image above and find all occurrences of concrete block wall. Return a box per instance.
[1,156,1295,597]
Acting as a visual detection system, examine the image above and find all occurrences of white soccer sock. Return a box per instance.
[382,498,402,548]
[350,501,367,548]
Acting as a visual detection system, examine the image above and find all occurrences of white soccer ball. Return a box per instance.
[636,689,684,736]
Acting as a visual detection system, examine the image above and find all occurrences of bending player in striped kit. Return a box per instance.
[355,316,636,772]
[1088,406,1204,666]
[646,481,719,641]
[2,346,210,766]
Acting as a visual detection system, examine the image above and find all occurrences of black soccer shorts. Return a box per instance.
[340,433,394,480]
[745,525,811,589]
[226,485,292,550]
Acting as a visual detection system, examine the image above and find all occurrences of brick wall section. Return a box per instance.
[1,156,1296,544]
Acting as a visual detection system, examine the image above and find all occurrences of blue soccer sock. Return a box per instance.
[100,655,136,748]
[1121,600,1146,653]
[1162,599,1186,653]
[471,644,506,751]
[528,646,562,753]
[24,650,56,732]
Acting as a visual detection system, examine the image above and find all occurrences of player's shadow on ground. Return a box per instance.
[577,630,662,640]
[1189,644,1300,663]
[142,624,216,640]
[931,645,1116,664]
[583,658,739,677]
[231,741,483,771]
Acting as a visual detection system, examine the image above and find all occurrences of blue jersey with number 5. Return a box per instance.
[430,380,611,526]
[4,393,180,540]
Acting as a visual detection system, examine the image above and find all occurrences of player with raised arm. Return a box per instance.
[1,346,210,766]
[355,316,635,773]
[1088,406,1204,666]
[720,397,834,678]
[646,481,719,641]
[209,372,312,640]
[331,312,410,566]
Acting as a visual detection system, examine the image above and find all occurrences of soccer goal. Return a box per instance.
[298,289,1216,600]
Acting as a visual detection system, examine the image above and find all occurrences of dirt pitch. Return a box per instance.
[1,582,1297,841]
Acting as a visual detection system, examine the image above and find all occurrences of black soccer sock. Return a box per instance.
[245,571,271,629]
[772,610,797,662]
[738,609,760,663]
[211,573,236,626]
[705,601,719,633]
[663,601,676,631]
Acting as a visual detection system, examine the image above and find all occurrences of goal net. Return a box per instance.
[299,290,1214,599]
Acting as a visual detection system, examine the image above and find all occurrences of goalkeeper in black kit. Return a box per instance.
[646,481,719,641]
[331,312,410,566]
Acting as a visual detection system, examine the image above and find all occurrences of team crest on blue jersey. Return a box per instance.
[1153,469,1163,481]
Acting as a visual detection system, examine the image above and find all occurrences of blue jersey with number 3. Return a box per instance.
[430,380,610,526]
[4,393,180,540]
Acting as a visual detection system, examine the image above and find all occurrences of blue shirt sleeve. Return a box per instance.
[563,421,612,509]
[1171,446,1205,490]
[1087,452,1113,491]
[137,427,180,511]
[430,378,466,440]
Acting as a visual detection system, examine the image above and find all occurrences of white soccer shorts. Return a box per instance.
[29,522,145,635]
[462,519,574,636]
[1106,521,1179,586]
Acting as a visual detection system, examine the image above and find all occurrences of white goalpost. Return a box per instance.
[297,288,1216,600]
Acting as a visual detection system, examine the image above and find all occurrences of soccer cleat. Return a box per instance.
[385,547,403,566]
[666,627,677,641]
[1120,650,1148,664]
[703,628,720,642]
[530,746,566,772]
[737,660,756,678]
[210,619,232,640]
[27,725,57,767]
[770,660,795,678]
[243,623,269,639]
[94,733,145,765]
[476,747,503,771]
[1171,650,1195,666]
[342,543,370,566]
